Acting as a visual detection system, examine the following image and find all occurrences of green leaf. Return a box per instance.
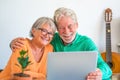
[15,49,31,73]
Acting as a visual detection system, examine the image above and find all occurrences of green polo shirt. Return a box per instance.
[51,33,112,80]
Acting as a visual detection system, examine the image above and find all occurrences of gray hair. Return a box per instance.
[54,7,78,26]
[30,17,56,37]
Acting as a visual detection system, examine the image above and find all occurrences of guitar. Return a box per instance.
[101,8,120,73]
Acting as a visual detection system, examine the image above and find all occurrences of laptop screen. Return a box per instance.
[47,51,98,80]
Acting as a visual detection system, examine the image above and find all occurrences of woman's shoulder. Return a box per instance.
[46,44,53,48]
[45,44,54,51]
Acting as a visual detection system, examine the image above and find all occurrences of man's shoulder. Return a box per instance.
[76,33,91,41]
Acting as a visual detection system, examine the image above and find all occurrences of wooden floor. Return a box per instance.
[112,73,120,80]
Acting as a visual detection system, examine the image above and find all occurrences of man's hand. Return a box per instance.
[10,37,25,52]
[86,68,102,80]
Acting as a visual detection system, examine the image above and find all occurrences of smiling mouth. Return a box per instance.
[64,36,71,39]
[63,33,73,39]
[41,36,50,41]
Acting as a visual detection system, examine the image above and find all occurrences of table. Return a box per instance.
[112,73,120,80]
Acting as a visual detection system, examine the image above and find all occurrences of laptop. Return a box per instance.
[47,51,98,80]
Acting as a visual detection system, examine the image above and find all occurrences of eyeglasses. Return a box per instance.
[37,28,54,38]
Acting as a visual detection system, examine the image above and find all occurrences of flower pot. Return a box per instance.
[12,73,32,80]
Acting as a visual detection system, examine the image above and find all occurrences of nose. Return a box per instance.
[64,27,70,34]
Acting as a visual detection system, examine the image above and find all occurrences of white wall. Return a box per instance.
[0,0,120,69]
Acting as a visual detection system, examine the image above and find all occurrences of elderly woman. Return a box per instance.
[0,17,56,79]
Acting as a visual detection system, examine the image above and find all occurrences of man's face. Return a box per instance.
[57,16,78,45]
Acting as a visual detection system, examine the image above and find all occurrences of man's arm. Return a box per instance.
[84,37,112,79]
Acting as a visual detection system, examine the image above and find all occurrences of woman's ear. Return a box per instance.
[31,28,36,37]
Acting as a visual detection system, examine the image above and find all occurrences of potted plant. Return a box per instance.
[12,49,32,80]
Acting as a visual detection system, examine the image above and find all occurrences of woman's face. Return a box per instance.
[32,23,54,46]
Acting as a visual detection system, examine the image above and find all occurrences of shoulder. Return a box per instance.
[45,44,54,51]
[76,33,97,49]
[46,44,53,48]
[76,33,93,42]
